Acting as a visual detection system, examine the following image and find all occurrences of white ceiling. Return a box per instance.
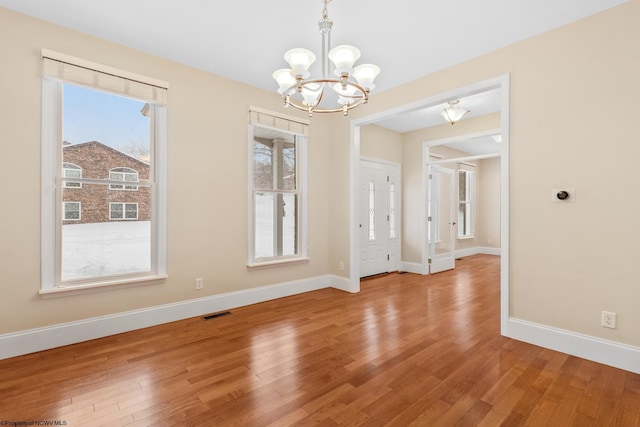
[1,0,628,150]
[0,0,628,96]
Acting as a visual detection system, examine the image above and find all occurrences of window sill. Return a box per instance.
[457,235,476,240]
[39,274,167,299]
[247,257,310,270]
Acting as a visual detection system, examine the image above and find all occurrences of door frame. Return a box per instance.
[349,74,510,335]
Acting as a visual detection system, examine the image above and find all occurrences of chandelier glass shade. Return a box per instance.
[441,100,470,125]
[273,0,380,116]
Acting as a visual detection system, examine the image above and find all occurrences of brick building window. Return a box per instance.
[109,167,139,191]
[41,49,168,292]
[110,203,138,220]
[63,162,82,188]
[63,202,81,221]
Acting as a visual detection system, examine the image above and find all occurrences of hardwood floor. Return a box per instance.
[1,255,639,426]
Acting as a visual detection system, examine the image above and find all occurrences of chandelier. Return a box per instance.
[441,100,470,125]
[272,0,380,116]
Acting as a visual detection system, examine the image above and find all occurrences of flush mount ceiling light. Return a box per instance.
[441,100,470,125]
[272,0,380,117]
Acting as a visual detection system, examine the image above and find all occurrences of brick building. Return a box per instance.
[62,141,150,224]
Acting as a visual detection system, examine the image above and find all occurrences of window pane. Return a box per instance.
[281,193,297,256]
[62,183,151,281]
[282,142,296,191]
[255,192,297,259]
[458,170,473,237]
[254,141,273,190]
[255,192,274,258]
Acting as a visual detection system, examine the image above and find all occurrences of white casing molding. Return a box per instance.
[0,275,347,360]
[506,318,640,375]
[398,262,429,275]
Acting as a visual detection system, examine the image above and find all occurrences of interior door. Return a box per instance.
[428,165,456,273]
[360,160,400,277]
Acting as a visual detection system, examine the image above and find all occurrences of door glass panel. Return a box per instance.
[389,182,396,239]
[368,180,375,241]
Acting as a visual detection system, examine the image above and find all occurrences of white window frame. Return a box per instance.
[63,201,81,221]
[109,202,138,221]
[109,167,139,191]
[41,50,168,295]
[247,107,309,268]
[62,162,82,188]
[457,168,475,239]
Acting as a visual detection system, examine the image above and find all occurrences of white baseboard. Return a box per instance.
[399,261,429,275]
[505,318,640,374]
[0,274,343,360]
[455,246,502,258]
[330,274,357,293]
[399,248,500,275]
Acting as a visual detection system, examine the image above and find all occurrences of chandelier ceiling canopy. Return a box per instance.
[273,0,380,117]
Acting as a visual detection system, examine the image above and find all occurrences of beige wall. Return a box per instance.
[476,157,501,249]
[360,124,402,163]
[332,0,640,347]
[2,0,640,352]
[0,7,332,334]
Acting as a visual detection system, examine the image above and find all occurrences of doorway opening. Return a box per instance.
[350,74,510,334]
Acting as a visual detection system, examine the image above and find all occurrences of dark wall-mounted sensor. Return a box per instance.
[552,188,575,203]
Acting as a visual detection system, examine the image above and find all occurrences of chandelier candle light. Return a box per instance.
[273,0,380,116]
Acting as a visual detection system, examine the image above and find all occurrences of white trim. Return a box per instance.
[329,275,354,293]
[42,48,169,89]
[1,274,349,360]
[399,261,429,275]
[249,105,310,128]
[505,318,640,375]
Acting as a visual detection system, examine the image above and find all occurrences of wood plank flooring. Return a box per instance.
[1,255,639,426]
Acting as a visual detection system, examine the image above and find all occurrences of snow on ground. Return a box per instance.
[62,221,150,281]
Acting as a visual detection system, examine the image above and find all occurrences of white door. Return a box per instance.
[428,165,456,273]
[360,160,400,277]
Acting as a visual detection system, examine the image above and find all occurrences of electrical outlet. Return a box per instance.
[601,311,616,329]
[195,278,204,290]
[339,261,345,271]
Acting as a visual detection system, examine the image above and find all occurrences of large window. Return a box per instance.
[458,169,475,238]
[41,50,168,291]
[248,108,308,266]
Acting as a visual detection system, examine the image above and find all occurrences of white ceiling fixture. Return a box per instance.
[273,0,380,117]
[441,100,470,125]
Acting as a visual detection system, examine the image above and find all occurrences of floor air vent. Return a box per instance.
[202,311,231,320]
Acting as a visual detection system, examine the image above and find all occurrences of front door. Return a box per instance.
[360,160,400,277]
